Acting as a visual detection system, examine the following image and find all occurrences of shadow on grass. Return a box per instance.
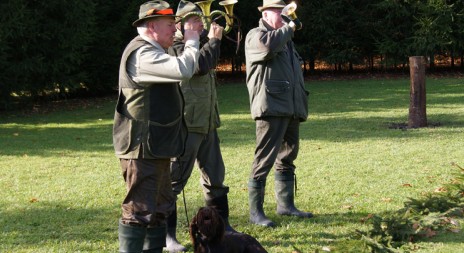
[0,201,119,249]
[1,111,463,157]
[0,80,462,156]
[219,113,464,144]
[0,124,114,156]
[0,98,116,157]
[219,79,464,115]
[1,202,462,252]
[232,211,372,252]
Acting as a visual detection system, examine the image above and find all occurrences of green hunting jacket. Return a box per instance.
[245,19,309,121]
[168,31,221,134]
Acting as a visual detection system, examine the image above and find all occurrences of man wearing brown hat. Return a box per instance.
[245,0,312,228]
[164,1,235,252]
[112,1,201,252]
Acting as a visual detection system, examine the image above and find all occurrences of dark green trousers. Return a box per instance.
[250,116,300,180]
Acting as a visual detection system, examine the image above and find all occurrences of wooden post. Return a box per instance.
[408,56,427,128]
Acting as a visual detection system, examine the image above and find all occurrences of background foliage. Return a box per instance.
[1,0,464,109]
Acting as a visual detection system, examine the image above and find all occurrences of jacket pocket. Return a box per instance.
[295,81,309,121]
[265,80,290,94]
[184,102,208,128]
[147,115,187,158]
[113,110,143,155]
[262,79,292,115]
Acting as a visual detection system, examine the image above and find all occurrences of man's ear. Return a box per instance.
[147,20,156,33]
[262,11,268,21]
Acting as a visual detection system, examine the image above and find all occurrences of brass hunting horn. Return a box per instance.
[194,0,238,34]
[184,0,241,53]
[281,1,297,21]
[281,1,302,30]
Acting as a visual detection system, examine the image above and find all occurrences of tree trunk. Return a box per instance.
[429,54,435,71]
[461,51,463,69]
[370,55,374,71]
[309,57,315,73]
[408,56,427,128]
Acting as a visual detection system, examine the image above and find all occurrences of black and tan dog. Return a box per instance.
[189,207,268,253]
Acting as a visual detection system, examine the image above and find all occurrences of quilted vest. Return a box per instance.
[113,36,187,159]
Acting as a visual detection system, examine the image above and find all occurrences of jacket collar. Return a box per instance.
[139,33,165,51]
[259,18,274,31]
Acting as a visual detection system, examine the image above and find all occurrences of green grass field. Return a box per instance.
[0,77,463,252]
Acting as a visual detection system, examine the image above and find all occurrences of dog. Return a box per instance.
[189,207,268,253]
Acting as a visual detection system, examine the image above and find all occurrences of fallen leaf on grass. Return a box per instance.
[322,246,331,252]
[30,198,38,203]
[449,228,461,233]
[434,187,447,193]
[449,218,460,226]
[424,228,437,238]
[381,197,392,202]
[360,213,374,223]
[450,178,460,184]
[443,217,461,228]
[402,183,412,187]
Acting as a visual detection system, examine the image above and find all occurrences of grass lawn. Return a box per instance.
[0,77,463,252]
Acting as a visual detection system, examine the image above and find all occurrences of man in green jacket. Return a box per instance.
[244,0,313,228]
[112,1,200,252]
[165,1,235,252]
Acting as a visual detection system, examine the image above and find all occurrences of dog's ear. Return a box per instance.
[204,207,225,243]
[189,216,202,252]
[214,208,225,241]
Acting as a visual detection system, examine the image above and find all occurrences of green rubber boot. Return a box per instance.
[143,225,166,253]
[118,221,146,253]
[275,171,313,218]
[205,195,238,233]
[164,207,187,253]
[248,178,275,227]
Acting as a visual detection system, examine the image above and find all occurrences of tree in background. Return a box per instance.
[82,0,143,96]
[1,0,464,110]
[0,0,143,109]
[412,0,454,69]
[447,0,464,69]
[370,0,415,70]
[0,0,96,108]
[297,0,343,73]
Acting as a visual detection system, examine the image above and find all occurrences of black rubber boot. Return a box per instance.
[205,195,238,233]
[143,225,166,253]
[164,207,187,253]
[118,220,146,253]
[275,171,313,218]
[248,178,276,227]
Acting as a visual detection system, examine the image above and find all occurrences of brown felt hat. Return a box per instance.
[258,0,286,12]
[132,0,176,27]
[175,0,202,23]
